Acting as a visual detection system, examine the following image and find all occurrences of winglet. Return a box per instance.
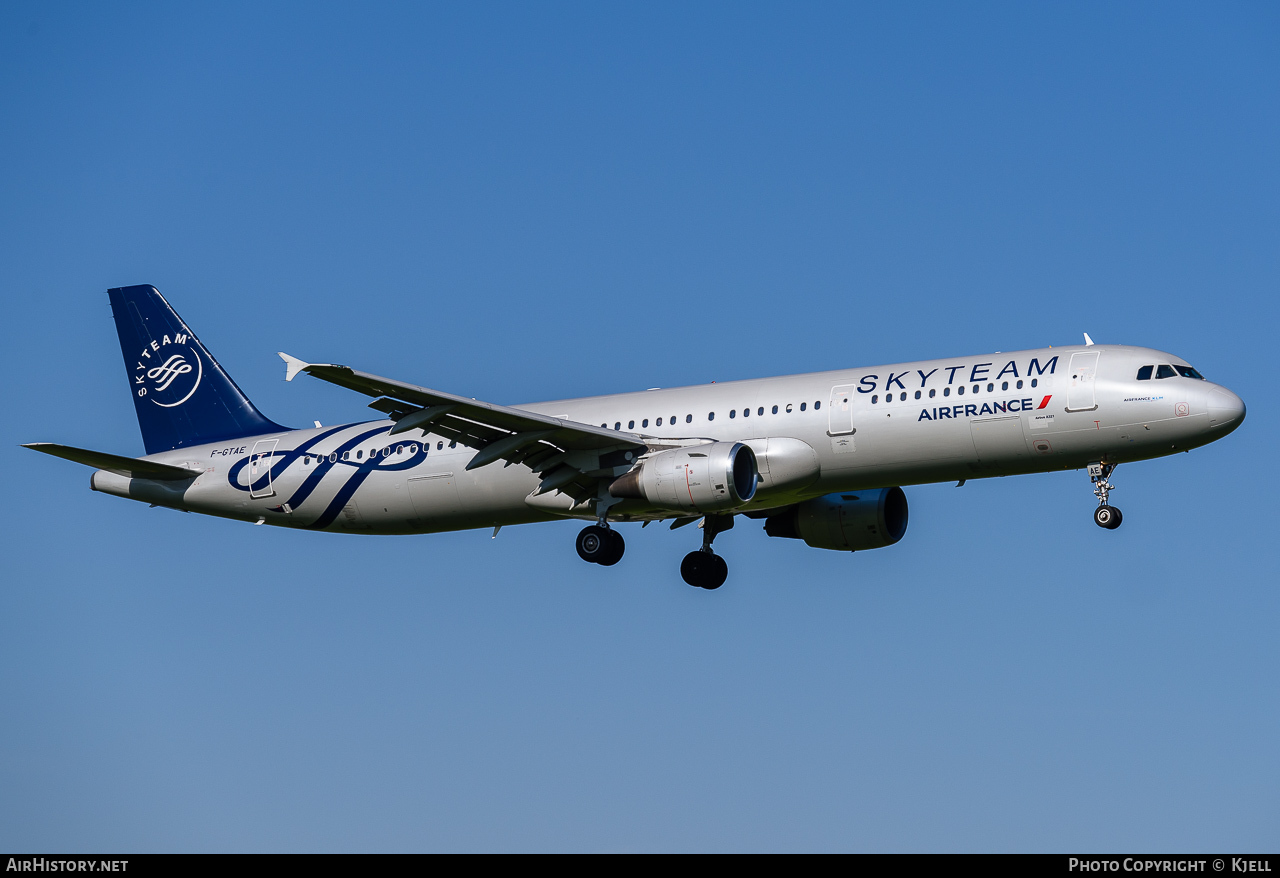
[1083,333,1095,346]
[278,352,312,382]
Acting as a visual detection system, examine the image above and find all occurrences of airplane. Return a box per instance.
[25,285,1246,589]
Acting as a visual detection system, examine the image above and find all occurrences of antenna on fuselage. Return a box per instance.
[1083,333,1095,346]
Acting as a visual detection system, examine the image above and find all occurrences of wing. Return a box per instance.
[280,353,649,501]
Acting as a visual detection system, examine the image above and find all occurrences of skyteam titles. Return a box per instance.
[856,356,1058,394]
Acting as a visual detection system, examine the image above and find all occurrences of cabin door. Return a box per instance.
[248,439,279,498]
[1067,351,1100,411]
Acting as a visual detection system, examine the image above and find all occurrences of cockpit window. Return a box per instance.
[1136,365,1153,381]
[1155,364,1177,379]
[1175,365,1205,380]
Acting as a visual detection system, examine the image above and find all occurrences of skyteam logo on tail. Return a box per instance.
[133,333,203,408]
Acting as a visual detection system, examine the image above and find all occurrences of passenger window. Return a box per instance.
[1030,379,1038,388]
[670,416,676,424]
[628,420,634,429]
[973,385,980,394]
[656,417,663,426]
[872,395,878,404]
[772,405,778,414]
[786,404,793,413]
[899,392,906,402]
[1136,365,1153,381]
[743,408,750,418]
[758,407,765,416]
[708,412,715,421]
[614,422,621,430]
[914,390,921,400]
[729,410,736,418]
[449,441,456,448]
[1016,380,1023,389]
[958,386,965,395]
[1175,365,1204,379]
[642,419,649,428]
[1001,381,1008,391]
[686,414,692,423]
[800,402,806,411]
[815,401,821,410]
[987,383,993,392]
[437,441,443,450]
[1156,365,1177,379]
[929,389,936,398]
[943,387,950,397]
[356,450,363,459]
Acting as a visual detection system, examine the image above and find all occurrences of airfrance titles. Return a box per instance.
[918,397,1047,421]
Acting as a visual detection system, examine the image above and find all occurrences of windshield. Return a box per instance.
[1175,365,1205,380]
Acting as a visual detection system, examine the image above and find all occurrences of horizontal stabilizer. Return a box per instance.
[22,443,198,481]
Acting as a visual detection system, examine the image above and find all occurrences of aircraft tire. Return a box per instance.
[1094,505,1122,529]
[598,529,625,567]
[681,551,728,589]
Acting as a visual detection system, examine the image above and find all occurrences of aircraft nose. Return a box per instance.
[1208,387,1246,432]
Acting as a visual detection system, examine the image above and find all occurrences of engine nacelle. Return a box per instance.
[763,488,908,551]
[609,442,757,513]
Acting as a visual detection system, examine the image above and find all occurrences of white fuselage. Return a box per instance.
[90,344,1245,534]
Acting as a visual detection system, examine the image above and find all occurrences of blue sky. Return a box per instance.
[1,2,1277,852]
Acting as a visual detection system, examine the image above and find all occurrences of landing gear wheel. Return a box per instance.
[1094,505,1122,529]
[681,551,728,589]
[577,525,607,563]
[577,525,625,565]
[598,528,625,566]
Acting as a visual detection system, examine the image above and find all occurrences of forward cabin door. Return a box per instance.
[248,438,279,498]
[1066,351,1100,411]
[828,384,856,435]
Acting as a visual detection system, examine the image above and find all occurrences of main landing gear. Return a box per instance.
[681,515,732,590]
[1089,462,1123,530]
[576,524,625,566]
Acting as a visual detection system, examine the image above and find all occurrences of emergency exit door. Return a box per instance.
[828,384,856,435]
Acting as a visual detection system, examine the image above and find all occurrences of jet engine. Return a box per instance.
[609,442,757,513]
[763,488,908,551]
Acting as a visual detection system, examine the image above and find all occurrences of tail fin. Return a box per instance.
[109,285,287,454]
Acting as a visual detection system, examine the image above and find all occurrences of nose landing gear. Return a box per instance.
[680,514,733,590]
[576,524,625,566]
[1089,462,1122,530]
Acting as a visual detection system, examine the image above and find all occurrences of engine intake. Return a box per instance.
[610,442,757,513]
[764,488,908,551]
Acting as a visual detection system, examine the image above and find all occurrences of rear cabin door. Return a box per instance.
[828,384,856,435]
[1067,351,1100,411]
[249,438,279,498]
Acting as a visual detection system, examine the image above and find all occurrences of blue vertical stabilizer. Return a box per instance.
[108,285,287,454]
